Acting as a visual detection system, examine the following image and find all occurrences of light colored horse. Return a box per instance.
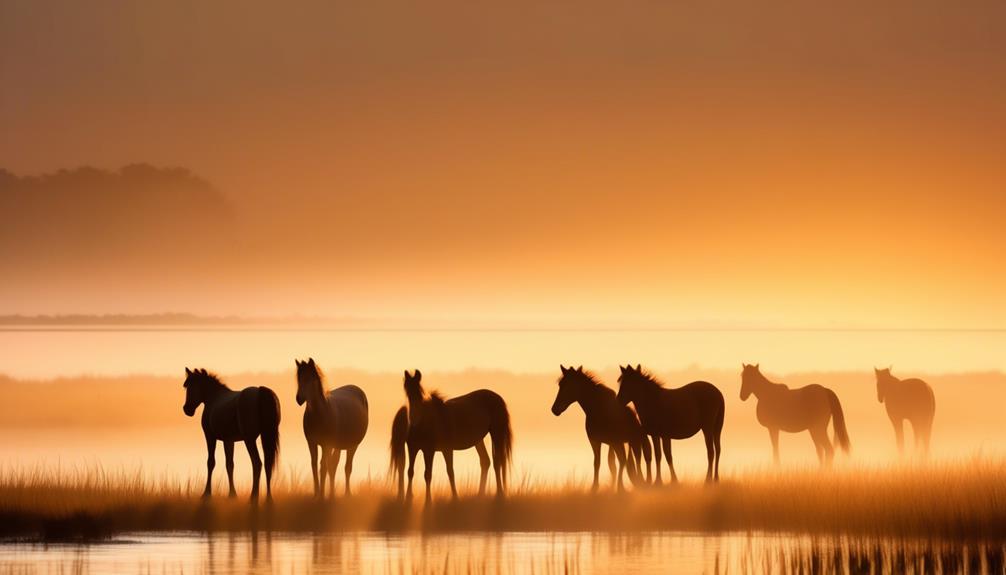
[182,368,281,502]
[740,364,850,466]
[875,367,935,455]
[295,358,369,497]
[551,365,652,492]
[390,370,512,501]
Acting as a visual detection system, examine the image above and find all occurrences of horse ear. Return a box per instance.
[619,365,626,373]
[404,370,411,379]
[415,369,422,381]
[755,363,760,369]
[559,365,567,374]
[185,367,192,376]
[295,359,301,366]
[636,364,641,371]
[576,365,583,372]
[308,357,315,366]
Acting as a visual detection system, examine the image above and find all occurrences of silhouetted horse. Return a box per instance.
[875,367,935,455]
[552,365,652,491]
[740,364,850,465]
[617,365,724,483]
[182,368,281,502]
[390,370,512,501]
[295,358,369,497]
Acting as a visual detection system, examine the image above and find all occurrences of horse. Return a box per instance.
[552,365,652,491]
[740,364,850,466]
[389,370,512,502]
[875,367,935,455]
[182,367,281,502]
[616,364,724,483]
[295,358,369,497]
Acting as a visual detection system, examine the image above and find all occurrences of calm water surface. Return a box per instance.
[0,532,1002,575]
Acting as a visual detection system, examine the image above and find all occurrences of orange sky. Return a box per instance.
[1,1,1004,327]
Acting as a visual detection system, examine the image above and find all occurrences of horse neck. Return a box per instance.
[633,378,661,403]
[407,392,428,416]
[749,374,779,398]
[201,383,231,406]
[304,378,328,410]
[576,384,606,415]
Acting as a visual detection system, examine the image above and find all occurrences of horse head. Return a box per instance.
[875,366,894,403]
[615,364,644,405]
[295,358,322,406]
[403,369,424,401]
[739,363,762,401]
[182,367,208,416]
[552,365,588,415]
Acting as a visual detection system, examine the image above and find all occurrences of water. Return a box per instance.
[0,532,1002,574]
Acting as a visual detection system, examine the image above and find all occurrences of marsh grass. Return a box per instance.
[1,459,1004,541]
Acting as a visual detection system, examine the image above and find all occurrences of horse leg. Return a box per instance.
[713,429,722,482]
[319,449,329,499]
[203,437,217,499]
[443,449,458,499]
[662,437,678,483]
[309,442,320,497]
[491,443,505,498]
[769,428,780,465]
[613,443,628,492]
[422,449,435,503]
[244,438,262,503]
[328,449,341,499]
[406,444,419,501]
[810,426,833,467]
[590,439,602,492]
[651,435,663,485]
[892,417,905,455]
[703,431,715,484]
[607,445,617,487]
[223,441,237,498]
[475,440,491,496]
[344,446,357,496]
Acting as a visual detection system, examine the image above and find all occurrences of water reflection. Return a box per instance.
[0,532,1003,574]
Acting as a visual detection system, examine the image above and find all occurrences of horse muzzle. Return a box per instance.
[551,403,565,416]
[183,404,196,417]
[296,394,305,406]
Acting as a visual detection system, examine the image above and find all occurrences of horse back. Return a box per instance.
[441,389,507,449]
[326,384,369,445]
[887,378,936,419]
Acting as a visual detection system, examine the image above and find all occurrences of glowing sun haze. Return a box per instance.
[2,0,1004,327]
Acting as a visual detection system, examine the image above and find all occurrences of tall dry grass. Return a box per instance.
[1,459,1004,541]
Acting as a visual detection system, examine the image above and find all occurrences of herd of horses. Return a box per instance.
[180,362,937,502]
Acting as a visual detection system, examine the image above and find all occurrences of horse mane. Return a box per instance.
[575,369,608,390]
[195,369,230,391]
[630,368,664,390]
[429,390,447,405]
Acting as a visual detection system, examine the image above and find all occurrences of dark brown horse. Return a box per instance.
[390,370,512,501]
[740,364,850,465]
[182,368,281,502]
[295,358,369,497]
[617,364,724,483]
[552,365,652,491]
[875,367,935,455]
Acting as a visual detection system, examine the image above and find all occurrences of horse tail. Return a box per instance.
[259,387,281,477]
[490,397,513,491]
[826,389,851,453]
[389,405,409,484]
